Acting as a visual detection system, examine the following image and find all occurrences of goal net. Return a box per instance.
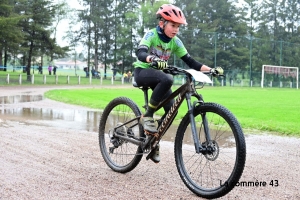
[261,65,299,89]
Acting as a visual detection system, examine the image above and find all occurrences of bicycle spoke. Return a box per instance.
[99,97,144,173]
[175,103,245,198]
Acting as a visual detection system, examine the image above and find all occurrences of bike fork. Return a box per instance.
[185,93,203,153]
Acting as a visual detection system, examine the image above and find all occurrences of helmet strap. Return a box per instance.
[159,18,168,31]
[163,20,168,29]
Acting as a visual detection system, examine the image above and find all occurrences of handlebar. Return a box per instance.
[149,61,224,77]
[162,66,185,75]
[150,62,183,75]
[202,71,224,77]
[162,65,224,77]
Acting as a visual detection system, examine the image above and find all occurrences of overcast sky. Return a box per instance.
[55,0,83,50]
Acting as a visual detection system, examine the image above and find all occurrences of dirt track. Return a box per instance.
[0,86,299,199]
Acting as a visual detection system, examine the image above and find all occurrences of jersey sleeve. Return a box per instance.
[139,29,156,48]
[173,37,188,58]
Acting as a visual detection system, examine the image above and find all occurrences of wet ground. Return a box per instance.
[0,86,299,199]
[0,89,180,142]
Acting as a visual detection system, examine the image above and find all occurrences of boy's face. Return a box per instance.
[159,21,180,38]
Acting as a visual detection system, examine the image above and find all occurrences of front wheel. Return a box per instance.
[174,102,246,199]
[99,97,145,173]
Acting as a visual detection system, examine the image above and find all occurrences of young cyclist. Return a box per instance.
[133,4,223,163]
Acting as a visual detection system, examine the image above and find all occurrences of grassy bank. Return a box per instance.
[45,86,300,137]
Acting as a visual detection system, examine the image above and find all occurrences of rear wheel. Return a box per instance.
[99,97,145,173]
[174,102,246,199]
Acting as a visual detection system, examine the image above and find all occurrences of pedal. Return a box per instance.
[146,148,156,161]
[146,143,159,161]
[141,134,155,150]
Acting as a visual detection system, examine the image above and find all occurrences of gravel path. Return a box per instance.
[0,86,299,199]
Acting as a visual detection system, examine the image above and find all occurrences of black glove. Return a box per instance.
[210,66,224,76]
[150,57,167,70]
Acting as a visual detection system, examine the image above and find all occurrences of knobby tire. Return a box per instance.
[99,97,144,173]
[174,102,246,199]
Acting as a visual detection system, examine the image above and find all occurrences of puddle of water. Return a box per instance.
[0,107,180,140]
[0,108,101,132]
[0,94,43,104]
[0,94,236,146]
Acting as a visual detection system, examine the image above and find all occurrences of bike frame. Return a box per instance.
[114,70,212,154]
[137,72,209,154]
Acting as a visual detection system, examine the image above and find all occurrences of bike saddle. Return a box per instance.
[132,82,150,90]
[132,81,139,87]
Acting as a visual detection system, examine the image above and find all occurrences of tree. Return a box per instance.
[16,0,58,79]
[49,0,70,62]
[113,0,140,73]
[78,0,114,78]
[175,0,248,79]
[0,0,25,70]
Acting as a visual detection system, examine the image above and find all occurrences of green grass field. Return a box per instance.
[44,86,300,137]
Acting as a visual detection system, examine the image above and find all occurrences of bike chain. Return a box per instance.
[144,130,159,139]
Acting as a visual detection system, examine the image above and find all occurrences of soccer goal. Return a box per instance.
[261,65,299,89]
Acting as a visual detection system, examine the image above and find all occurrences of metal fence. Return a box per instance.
[0,71,299,89]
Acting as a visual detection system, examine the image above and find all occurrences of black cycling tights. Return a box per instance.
[134,67,174,112]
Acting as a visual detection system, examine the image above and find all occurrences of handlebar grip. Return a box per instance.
[201,71,225,77]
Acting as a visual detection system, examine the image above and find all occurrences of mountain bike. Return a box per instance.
[98,66,246,199]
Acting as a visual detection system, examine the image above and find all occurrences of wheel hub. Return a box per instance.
[202,140,219,161]
[109,123,128,149]
[115,122,127,136]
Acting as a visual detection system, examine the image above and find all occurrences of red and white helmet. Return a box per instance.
[156,4,187,25]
